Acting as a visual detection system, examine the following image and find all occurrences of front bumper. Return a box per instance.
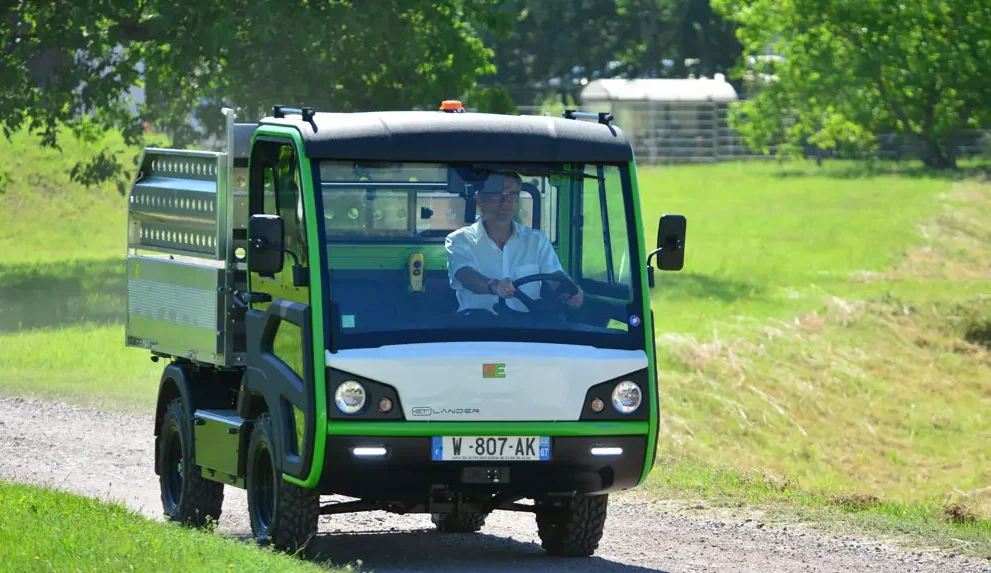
[316,435,647,499]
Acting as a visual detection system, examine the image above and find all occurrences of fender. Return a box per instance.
[153,362,239,475]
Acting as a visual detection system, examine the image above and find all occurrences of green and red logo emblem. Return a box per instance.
[482,363,506,378]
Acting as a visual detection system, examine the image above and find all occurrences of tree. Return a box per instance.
[713,0,991,168]
[480,0,741,109]
[1,0,510,187]
[480,0,633,107]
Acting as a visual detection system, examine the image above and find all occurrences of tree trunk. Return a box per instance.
[920,139,957,169]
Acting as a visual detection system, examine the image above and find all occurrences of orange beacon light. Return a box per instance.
[439,100,464,113]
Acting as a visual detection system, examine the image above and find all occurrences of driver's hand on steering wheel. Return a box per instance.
[561,285,584,308]
[490,278,516,298]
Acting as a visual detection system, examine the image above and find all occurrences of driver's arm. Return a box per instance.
[454,266,496,295]
[446,230,501,295]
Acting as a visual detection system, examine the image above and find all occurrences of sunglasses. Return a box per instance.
[480,191,520,203]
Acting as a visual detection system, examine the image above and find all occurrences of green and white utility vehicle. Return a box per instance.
[125,102,686,557]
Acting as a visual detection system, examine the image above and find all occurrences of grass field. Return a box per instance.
[0,482,351,573]
[1,125,990,557]
[638,162,991,507]
[0,126,163,410]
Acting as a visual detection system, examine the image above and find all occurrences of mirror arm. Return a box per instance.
[250,237,310,287]
[251,237,300,267]
[645,246,664,267]
[645,247,664,289]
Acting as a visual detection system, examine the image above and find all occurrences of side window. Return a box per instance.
[262,169,276,215]
[251,141,307,282]
[275,145,307,268]
[580,165,632,291]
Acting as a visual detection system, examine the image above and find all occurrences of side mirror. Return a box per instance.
[645,214,686,287]
[657,214,686,271]
[249,214,285,276]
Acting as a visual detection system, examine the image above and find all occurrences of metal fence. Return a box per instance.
[517,103,990,165]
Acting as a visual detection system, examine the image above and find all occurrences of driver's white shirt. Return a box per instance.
[446,220,564,313]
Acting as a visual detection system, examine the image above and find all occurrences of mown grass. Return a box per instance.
[1,126,989,557]
[636,161,991,557]
[0,481,352,573]
[638,160,987,338]
[641,458,991,557]
[0,126,163,409]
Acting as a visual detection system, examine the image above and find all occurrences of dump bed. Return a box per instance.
[125,110,256,366]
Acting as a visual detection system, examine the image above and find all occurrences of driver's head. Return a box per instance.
[476,173,521,223]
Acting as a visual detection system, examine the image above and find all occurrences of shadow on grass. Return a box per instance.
[0,258,125,332]
[287,528,668,573]
[653,272,765,303]
[770,160,991,181]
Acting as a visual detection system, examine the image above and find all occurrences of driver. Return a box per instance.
[445,172,584,313]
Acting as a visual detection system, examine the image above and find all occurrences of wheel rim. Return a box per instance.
[161,419,183,512]
[250,442,276,533]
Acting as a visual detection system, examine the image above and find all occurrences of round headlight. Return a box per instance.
[611,381,642,414]
[334,381,366,414]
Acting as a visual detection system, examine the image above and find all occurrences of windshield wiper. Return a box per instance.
[467,163,604,180]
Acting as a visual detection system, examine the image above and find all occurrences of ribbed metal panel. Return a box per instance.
[127,150,224,258]
[124,255,224,364]
[127,278,217,330]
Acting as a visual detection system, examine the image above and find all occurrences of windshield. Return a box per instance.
[316,160,644,351]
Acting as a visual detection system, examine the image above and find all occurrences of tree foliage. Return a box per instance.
[1,0,510,186]
[714,0,991,168]
[482,0,741,107]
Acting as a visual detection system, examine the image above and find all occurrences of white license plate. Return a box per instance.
[431,436,551,461]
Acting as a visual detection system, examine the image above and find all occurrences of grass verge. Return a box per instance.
[641,458,991,560]
[0,481,353,573]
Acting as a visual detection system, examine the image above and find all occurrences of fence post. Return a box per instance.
[712,100,719,162]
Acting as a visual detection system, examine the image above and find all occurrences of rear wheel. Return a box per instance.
[535,494,608,557]
[246,413,319,554]
[431,512,488,533]
[158,398,224,527]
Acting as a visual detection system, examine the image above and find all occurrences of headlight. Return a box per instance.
[611,381,642,414]
[334,381,366,414]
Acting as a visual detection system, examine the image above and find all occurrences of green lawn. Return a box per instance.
[639,161,986,337]
[1,126,990,556]
[635,162,991,522]
[0,127,163,410]
[0,482,349,573]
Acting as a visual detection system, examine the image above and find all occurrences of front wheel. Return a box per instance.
[535,494,608,557]
[246,413,319,554]
[158,398,225,527]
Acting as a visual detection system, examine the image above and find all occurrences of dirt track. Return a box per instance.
[1,396,988,573]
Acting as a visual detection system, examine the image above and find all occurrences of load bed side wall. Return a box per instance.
[125,114,258,366]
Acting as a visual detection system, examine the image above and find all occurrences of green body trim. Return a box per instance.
[248,126,328,489]
[327,420,649,437]
[627,159,659,485]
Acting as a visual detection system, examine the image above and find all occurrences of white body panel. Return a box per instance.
[326,342,649,422]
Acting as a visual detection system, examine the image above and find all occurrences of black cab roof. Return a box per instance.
[256,110,633,164]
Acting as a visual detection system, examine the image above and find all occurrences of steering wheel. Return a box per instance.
[493,273,580,315]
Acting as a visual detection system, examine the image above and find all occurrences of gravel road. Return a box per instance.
[1,396,988,573]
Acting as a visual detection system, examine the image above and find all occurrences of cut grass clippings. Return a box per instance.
[0,481,355,573]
